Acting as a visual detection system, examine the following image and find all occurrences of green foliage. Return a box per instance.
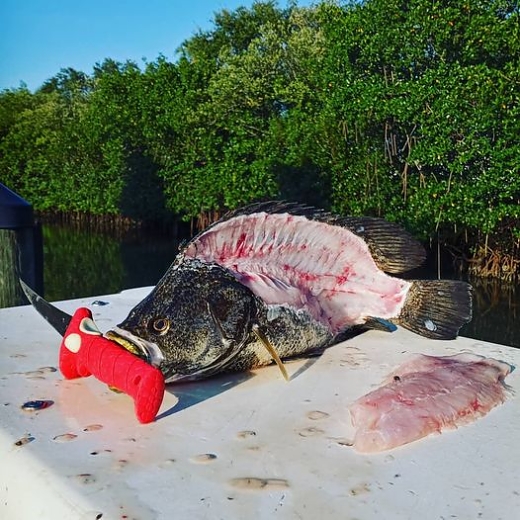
[320,0,519,248]
[0,0,518,262]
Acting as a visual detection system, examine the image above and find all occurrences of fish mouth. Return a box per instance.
[105,327,164,368]
[105,327,243,384]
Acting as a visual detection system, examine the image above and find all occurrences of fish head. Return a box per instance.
[106,257,262,382]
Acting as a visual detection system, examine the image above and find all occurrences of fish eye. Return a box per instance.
[149,317,170,335]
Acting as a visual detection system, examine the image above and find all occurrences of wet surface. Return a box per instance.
[306,410,330,420]
[298,426,325,437]
[21,400,54,411]
[229,478,290,491]
[89,449,112,456]
[53,433,78,442]
[190,453,218,464]
[236,430,257,439]
[14,434,35,446]
[82,424,103,432]
[22,367,57,379]
[71,473,97,485]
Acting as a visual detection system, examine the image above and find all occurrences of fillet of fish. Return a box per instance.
[349,353,512,453]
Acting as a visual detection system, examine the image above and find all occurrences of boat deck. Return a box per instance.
[1,287,519,519]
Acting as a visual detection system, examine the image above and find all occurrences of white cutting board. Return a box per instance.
[1,287,519,519]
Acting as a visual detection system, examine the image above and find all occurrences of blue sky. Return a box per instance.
[1,0,316,92]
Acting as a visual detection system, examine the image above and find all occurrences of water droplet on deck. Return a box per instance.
[298,426,325,437]
[307,410,330,420]
[79,512,103,520]
[91,300,110,306]
[83,424,103,432]
[24,366,57,379]
[159,459,176,468]
[14,434,35,446]
[350,482,371,495]
[53,433,78,442]
[39,366,57,373]
[424,319,437,331]
[21,400,54,411]
[72,473,97,485]
[90,449,112,456]
[113,459,129,471]
[229,477,289,490]
[334,437,353,447]
[190,453,217,463]
[236,430,257,439]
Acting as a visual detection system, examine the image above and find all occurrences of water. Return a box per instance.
[40,223,519,349]
[41,223,180,301]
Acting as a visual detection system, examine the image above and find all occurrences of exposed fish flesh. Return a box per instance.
[107,202,472,382]
[349,353,512,453]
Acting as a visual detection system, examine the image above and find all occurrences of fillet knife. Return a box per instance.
[20,280,165,423]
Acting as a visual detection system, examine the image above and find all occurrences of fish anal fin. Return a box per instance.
[333,318,396,344]
[363,317,398,333]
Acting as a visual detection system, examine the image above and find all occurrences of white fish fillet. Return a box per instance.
[185,212,411,332]
[349,353,512,453]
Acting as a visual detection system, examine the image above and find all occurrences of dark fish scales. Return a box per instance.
[107,202,472,382]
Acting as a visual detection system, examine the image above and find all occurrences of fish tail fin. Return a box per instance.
[394,280,472,339]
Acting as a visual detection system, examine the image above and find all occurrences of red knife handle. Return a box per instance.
[59,307,165,423]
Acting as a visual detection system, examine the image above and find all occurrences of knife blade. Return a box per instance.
[20,279,72,336]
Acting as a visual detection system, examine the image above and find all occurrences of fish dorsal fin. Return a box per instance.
[185,201,424,274]
[182,200,327,255]
[334,216,426,274]
[220,200,326,220]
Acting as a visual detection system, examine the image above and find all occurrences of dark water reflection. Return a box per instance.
[461,277,519,349]
[41,223,519,349]
[42,224,180,301]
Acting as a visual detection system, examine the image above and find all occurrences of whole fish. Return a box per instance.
[107,202,472,382]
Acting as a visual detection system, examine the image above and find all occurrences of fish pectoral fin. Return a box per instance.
[206,301,233,348]
[252,325,289,382]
